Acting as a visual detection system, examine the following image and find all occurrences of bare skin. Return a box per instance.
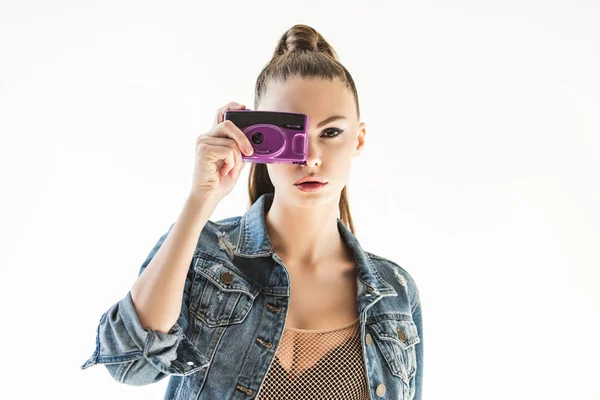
[283,258,360,330]
[258,76,367,329]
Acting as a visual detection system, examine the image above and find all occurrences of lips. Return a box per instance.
[295,181,327,192]
[294,176,327,185]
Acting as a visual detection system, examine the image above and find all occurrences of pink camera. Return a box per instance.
[224,109,308,165]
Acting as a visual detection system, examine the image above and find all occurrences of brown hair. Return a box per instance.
[247,24,360,235]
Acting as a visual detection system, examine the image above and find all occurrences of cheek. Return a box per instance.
[329,146,354,166]
[337,150,356,174]
[266,164,292,184]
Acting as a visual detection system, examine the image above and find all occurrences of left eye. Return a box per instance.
[321,128,343,139]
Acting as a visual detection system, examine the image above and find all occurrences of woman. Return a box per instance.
[81,24,423,400]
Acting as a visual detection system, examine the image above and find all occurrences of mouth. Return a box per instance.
[294,175,328,185]
[294,181,328,192]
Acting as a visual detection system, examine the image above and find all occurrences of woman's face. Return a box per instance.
[257,76,367,209]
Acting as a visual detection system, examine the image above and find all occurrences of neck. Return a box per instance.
[265,193,350,271]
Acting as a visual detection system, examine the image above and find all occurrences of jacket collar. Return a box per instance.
[233,192,396,297]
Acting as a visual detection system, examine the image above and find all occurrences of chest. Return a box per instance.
[283,262,359,330]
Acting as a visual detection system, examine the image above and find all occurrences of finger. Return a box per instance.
[200,136,244,179]
[207,120,254,156]
[213,102,246,128]
[199,136,241,151]
[200,142,236,177]
[228,140,244,179]
[223,120,254,156]
[198,136,243,167]
[221,146,238,177]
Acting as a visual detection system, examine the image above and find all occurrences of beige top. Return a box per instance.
[256,316,370,400]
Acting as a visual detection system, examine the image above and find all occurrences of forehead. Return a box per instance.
[258,76,355,122]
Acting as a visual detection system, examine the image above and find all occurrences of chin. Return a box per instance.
[283,186,340,208]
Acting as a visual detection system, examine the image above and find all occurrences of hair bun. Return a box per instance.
[274,24,338,61]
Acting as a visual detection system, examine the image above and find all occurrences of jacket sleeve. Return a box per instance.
[411,285,423,400]
[80,223,210,386]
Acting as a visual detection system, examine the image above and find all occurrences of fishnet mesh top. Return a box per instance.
[256,316,370,400]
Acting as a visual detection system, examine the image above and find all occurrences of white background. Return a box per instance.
[1,1,598,399]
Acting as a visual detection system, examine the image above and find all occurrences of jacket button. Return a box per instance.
[221,271,233,284]
[397,327,406,342]
[376,384,386,397]
[365,333,372,346]
[366,286,375,292]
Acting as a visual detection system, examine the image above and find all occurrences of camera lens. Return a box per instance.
[252,131,264,145]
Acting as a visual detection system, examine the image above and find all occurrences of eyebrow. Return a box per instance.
[316,115,347,129]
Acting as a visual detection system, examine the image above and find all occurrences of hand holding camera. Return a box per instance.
[189,102,255,208]
[189,102,310,209]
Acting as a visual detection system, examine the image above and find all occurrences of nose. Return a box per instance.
[302,135,322,167]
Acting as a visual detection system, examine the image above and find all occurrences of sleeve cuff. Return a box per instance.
[81,291,209,377]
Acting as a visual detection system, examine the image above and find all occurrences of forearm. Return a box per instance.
[130,195,215,333]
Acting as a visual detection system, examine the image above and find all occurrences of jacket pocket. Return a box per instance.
[189,257,258,328]
[369,315,421,383]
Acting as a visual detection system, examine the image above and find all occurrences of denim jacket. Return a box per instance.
[81,192,423,399]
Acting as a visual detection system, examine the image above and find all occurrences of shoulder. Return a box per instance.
[364,251,421,310]
[209,215,242,227]
[190,215,244,259]
[201,215,242,235]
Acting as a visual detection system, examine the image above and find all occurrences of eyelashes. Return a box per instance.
[320,128,344,139]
